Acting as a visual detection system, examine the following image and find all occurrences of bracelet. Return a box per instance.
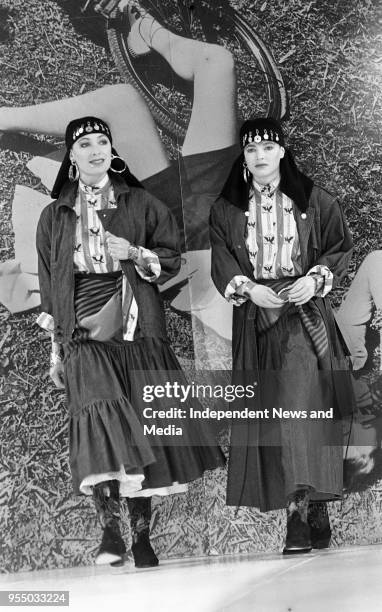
[50,352,63,368]
[50,353,62,367]
[51,337,63,359]
[127,245,140,262]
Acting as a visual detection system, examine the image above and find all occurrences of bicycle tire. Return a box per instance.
[107,7,289,138]
[234,13,288,121]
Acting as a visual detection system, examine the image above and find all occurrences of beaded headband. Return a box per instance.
[65,116,112,149]
[240,118,285,148]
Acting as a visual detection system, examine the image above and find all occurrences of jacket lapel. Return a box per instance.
[294,205,315,272]
[96,177,131,236]
[96,208,119,232]
[231,207,254,277]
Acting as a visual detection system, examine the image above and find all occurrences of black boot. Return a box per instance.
[283,489,312,555]
[93,480,126,566]
[308,501,331,549]
[127,496,159,568]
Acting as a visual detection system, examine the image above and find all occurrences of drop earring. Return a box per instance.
[69,160,79,182]
[243,161,251,184]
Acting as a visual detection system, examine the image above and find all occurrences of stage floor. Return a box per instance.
[1,544,380,611]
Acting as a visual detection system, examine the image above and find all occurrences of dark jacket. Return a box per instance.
[211,184,355,509]
[36,174,181,343]
[209,184,354,370]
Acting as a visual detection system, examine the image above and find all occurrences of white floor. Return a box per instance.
[1,545,380,612]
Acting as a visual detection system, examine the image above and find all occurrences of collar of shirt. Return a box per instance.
[252,178,280,197]
[79,173,110,195]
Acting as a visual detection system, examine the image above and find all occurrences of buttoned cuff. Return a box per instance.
[224,275,255,306]
[134,247,161,282]
[306,265,333,297]
[36,312,55,333]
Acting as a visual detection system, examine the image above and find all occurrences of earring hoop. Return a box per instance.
[110,154,127,174]
[243,161,251,184]
[69,160,79,182]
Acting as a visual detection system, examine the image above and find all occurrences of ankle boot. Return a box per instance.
[308,501,331,549]
[283,489,312,555]
[93,480,126,566]
[127,496,159,568]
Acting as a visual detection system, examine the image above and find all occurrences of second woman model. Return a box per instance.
[210,117,355,554]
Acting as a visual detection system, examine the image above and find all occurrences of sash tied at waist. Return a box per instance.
[253,277,329,365]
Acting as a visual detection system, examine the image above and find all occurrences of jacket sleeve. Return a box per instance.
[35,205,55,332]
[314,190,353,289]
[143,191,181,285]
[209,198,249,299]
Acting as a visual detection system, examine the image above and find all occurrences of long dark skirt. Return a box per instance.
[64,336,225,495]
[227,307,347,511]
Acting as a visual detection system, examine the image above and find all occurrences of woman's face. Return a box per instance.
[244,141,285,185]
[70,132,112,185]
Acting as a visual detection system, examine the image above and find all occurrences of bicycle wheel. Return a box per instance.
[107,1,289,138]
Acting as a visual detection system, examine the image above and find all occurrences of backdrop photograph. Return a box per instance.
[0,0,381,574]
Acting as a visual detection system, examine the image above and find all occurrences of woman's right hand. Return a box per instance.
[247,285,285,308]
[49,361,65,389]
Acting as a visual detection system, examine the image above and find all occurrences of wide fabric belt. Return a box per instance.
[255,277,329,363]
[73,272,137,342]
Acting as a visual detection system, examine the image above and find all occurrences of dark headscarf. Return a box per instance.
[221,117,313,213]
[51,116,143,199]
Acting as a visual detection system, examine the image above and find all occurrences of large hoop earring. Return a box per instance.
[69,160,79,182]
[110,154,127,174]
[243,161,251,184]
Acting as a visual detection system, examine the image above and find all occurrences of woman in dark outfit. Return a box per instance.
[36,116,225,567]
[209,117,355,553]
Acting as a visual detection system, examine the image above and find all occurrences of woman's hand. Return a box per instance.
[287,276,316,306]
[49,361,65,389]
[105,232,133,260]
[247,285,285,308]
